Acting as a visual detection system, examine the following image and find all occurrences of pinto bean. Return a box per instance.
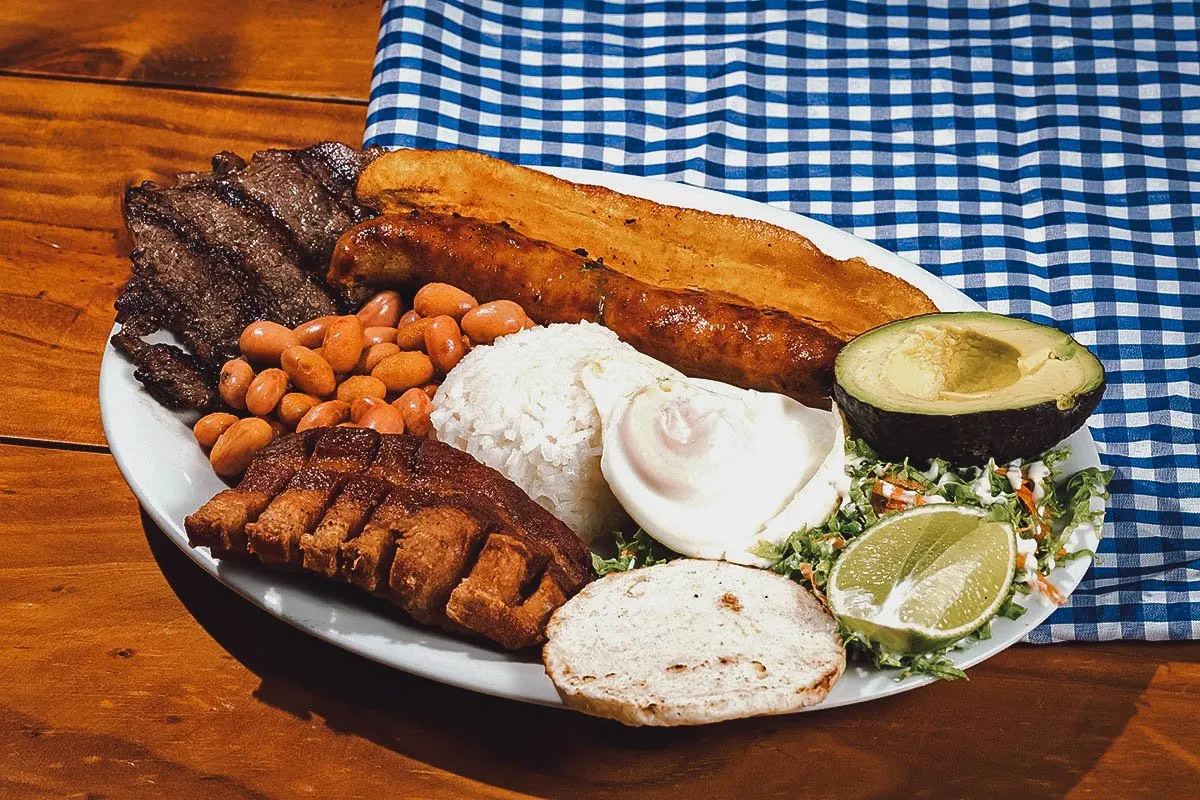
[460,300,528,344]
[193,412,239,449]
[244,368,289,417]
[413,282,477,320]
[280,346,336,397]
[424,315,466,375]
[277,392,320,427]
[321,316,364,374]
[296,400,351,432]
[239,321,300,363]
[394,388,434,437]
[350,395,388,423]
[363,326,397,346]
[219,358,254,410]
[356,291,404,328]
[293,315,338,348]
[209,417,273,477]
[356,342,400,374]
[336,375,387,404]
[358,403,406,434]
[372,351,435,393]
[395,317,433,351]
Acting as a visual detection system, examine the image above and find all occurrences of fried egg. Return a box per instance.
[582,355,847,565]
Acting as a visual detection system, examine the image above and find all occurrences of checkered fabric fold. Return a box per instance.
[365,1,1200,641]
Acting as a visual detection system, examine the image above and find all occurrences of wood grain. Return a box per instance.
[1,443,1198,799]
[2,4,1199,798]
[0,75,365,446]
[0,0,378,100]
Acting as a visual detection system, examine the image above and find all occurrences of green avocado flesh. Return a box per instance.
[834,312,1105,464]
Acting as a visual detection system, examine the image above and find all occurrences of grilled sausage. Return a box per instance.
[330,211,841,407]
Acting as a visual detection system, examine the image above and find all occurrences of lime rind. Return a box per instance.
[828,506,1016,654]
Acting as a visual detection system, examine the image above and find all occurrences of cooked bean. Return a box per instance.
[350,395,388,423]
[280,345,336,396]
[394,388,433,437]
[239,321,300,364]
[293,315,338,348]
[193,412,239,449]
[421,383,439,399]
[336,375,387,404]
[397,309,422,327]
[219,358,254,410]
[321,316,364,373]
[413,282,477,320]
[395,317,433,351]
[521,317,537,329]
[424,315,466,374]
[372,351,435,393]
[209,417,273,477]
[356,291,404,328]
[244,368,289,417]
[337,422,359,428]
[363,326,398,346]
[296,400,351,432]
[358,403,406,434]
[356,342,400,374]
[460,300,527,344]
[277,392,320,427]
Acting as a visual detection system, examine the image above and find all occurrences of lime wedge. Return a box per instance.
[828,506,1016,653]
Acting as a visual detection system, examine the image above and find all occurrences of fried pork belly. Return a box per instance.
[185,428,595,650]
[113,143,380,410]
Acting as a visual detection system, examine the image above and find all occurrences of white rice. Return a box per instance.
[431,322,658,544]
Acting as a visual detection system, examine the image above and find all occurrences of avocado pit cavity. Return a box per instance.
[885,325,1024,401]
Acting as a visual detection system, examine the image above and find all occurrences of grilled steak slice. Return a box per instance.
[151,181,338,326]
[113,142,379,409]
[123,186,259,363]
[184,429,597,649]
[110,317,220,411]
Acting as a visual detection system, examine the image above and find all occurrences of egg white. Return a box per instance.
[583,356,847,564]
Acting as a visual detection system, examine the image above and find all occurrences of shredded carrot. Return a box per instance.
[872,479,931,514]
[817,532,848,550]
[1033,573,1068,606]
[883,474,926,492]
[1017,485,1051,539]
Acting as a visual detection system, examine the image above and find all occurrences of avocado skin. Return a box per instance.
[833,380,1105,465]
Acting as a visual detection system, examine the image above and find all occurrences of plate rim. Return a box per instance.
[99,165,1102,713]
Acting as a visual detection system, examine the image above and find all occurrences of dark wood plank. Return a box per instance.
[1,444,1197,799]
[0,75,366,446]
[0,0,378,100]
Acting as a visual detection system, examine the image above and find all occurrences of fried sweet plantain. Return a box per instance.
[355,149,937,341]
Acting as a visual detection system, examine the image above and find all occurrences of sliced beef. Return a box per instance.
[110,321,221,411]
[112,142,380,410]
[122,186,260,363]
[153,182,338,326]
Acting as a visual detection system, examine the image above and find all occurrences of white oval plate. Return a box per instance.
[100,166,1102,711]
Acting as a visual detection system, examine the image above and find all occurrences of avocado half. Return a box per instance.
[833,312,1105,465]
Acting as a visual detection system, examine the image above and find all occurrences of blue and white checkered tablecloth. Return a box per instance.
[364,1,1200,642]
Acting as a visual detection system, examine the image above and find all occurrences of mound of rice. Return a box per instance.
[431,322,668,544]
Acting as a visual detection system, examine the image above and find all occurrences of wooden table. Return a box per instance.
[0,3,1196,797]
